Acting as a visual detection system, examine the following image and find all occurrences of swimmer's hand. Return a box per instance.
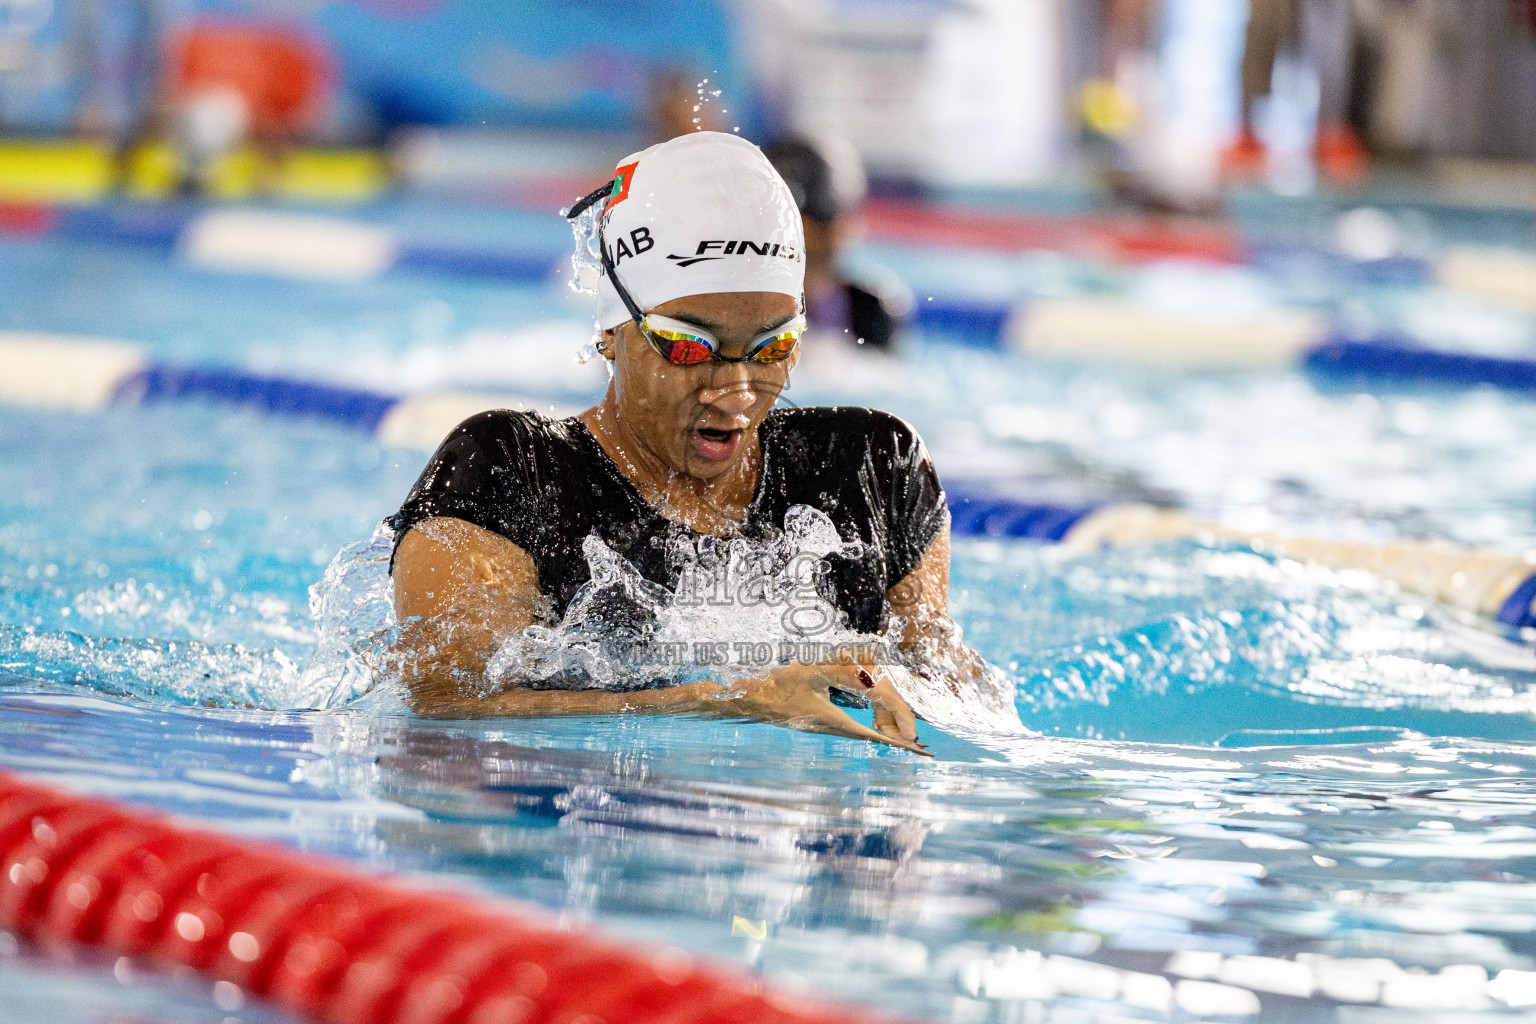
[714,662,930,756]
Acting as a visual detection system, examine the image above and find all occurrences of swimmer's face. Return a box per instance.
[605,290,800,481]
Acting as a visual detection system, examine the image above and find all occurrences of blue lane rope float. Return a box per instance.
[49,205,564,285]
[1497,573,1536,631]
[911,300,1014,345]
[116,365,402,431]
[392,243,558,282]
[1304,336,1536,393]
[945,489,1101,543]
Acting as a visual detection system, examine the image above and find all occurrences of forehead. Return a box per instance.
[648,291,799,332]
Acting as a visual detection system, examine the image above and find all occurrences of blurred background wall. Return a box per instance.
[2,0,1536,204]
[0,0,751,143]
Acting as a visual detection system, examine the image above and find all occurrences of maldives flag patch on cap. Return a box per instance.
[605,161,639,210]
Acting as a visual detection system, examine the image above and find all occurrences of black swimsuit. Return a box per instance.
[389,406,947,634]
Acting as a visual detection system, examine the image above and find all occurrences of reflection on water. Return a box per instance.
[0,938,299,1024]
[3,682,1535,1022]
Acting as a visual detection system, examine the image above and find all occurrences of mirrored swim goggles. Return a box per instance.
[565,179,806,367]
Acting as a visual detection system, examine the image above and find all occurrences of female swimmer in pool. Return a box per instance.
[389,132,996,754]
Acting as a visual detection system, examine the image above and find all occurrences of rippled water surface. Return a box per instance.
[3,225,1536,1022]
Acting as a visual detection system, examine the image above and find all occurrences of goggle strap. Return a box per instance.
[563,180,617,221]
[601,240,648,325]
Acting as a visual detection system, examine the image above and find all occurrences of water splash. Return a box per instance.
[0,622,302,708]
[952,538,1536,743]
[564,184,611,364]
[563,188,606,295]
[468,506,1022,737]
[0,523,401,711]
[482,506,880,688]
[301,521,401,708]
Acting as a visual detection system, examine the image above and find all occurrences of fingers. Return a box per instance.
[827,667,928,755]
[869,678,919,743]
[872,700,924,750]
[815,663,925,750]
[855,665,920,745]
[823,716,933,757]
[787,699,932,757]
[871,731,933,757]
[755,662,931,756]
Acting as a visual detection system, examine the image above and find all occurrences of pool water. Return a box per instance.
[3,207,1536,1022]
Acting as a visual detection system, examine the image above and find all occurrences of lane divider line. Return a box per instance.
[1303,336,1536,392]
[0,333,147,412]
[1438,247,1536,314]
[117,365,403,432]
[0,331,580,440]
[1007,297,1326,368]
[0,769,914,1024]
[375,392,573,449]
[1058,503,1536,631]
[179,210,399,283]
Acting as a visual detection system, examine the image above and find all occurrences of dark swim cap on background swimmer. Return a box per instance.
[763,134,868,223]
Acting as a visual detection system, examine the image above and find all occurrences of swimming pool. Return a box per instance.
[3,200,1536,1022]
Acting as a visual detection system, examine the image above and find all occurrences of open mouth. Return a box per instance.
[689,426,743,462]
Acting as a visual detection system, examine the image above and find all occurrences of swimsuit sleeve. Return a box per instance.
[876,413,949,584]
[388,410,536,557]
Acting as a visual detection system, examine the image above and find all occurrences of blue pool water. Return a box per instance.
[3,207,1536,1022]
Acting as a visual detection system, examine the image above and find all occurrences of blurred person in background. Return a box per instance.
[1351,0,1536,162]
[1085,0,1247,212]
[72,0,179,144]
[151,16,331,194]
[764,134,911,353]
[0,0,184,142]
[648,67,723,142]
[1224,0,1368,184]
[1084,0,1370,206]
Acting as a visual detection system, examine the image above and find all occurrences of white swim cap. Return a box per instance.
[592,132,805,330]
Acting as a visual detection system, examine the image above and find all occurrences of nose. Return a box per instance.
[698,364,759,418]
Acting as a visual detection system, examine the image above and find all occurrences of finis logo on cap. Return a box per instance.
[605,161,639,211]
[666,240,801,268]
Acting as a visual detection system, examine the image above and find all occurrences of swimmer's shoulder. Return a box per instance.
[844,270,913,350]
[765,405,926,453]
[436,408,592,462]
[396,408,597,540]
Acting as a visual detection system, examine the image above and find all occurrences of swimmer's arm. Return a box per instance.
[389,519,758,719]
[396,521,712,712]
[426,667,924,754]
[394,518,923,751]
[886,518,953,640]
[418,679,719,718]
[886,519,991,682]
[392,516,548,713]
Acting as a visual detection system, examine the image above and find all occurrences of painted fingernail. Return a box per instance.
[857,669,874,689]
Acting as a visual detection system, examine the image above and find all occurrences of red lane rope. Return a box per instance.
[861,198,1245,266]
[0,770,915,1024]
[0,202,57,237]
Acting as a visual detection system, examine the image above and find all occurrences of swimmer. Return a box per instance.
[763,135,912,352]
[390,132,991,754]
